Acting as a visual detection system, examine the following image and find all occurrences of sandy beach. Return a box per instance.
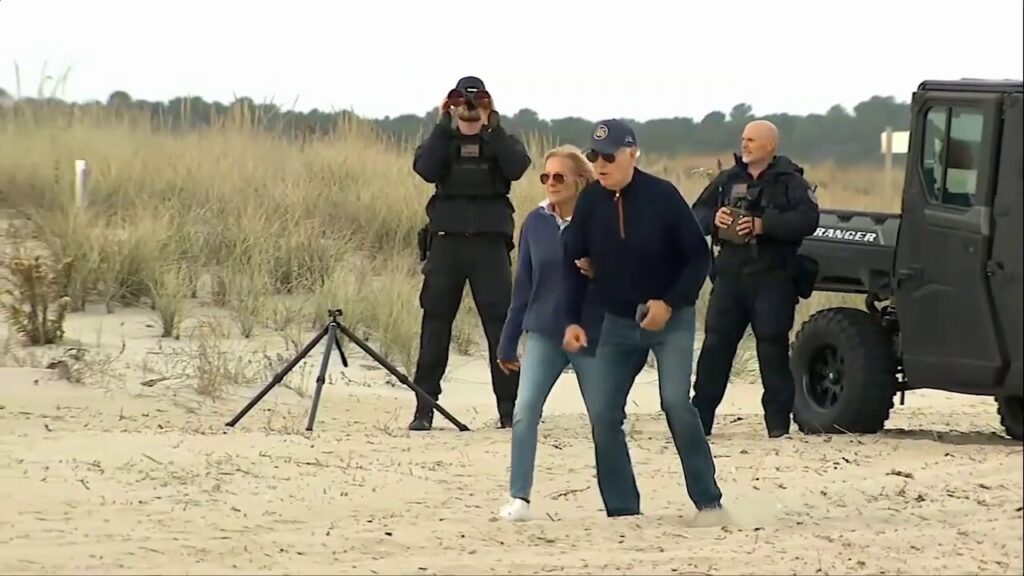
[0,304,1020,575]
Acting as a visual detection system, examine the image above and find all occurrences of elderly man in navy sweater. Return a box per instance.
[562,119,726,519]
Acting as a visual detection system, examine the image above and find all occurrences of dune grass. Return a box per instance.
[0,100,905,393]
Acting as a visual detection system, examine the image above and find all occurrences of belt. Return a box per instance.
[436,231,507,238]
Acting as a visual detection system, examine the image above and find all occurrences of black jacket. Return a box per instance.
[412,120,532,237]
[692,154,820,276]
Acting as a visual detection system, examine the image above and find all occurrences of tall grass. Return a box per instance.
[0,100,904,381]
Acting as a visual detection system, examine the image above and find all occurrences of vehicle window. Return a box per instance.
[921,107,946,203]
[919,105,984,209]
[944,109,983,207]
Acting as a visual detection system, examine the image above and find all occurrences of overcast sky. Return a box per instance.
[1,0,1021,121]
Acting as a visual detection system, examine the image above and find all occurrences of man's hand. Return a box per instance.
[575,258,594,279]
[478,96,498,127]
[639,299,672,332]
[714,207,733,229]
[498,357,520,375]
[736,216,763,237]
[563,324,588,353]
[437,98,452,123]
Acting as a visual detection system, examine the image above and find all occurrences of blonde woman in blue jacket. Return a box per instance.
[496,144,606,522]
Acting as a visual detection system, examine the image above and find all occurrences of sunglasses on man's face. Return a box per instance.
[586,149,617,164]
[539,172,567,185]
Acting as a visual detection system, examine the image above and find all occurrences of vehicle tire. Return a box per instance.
[790,307,898,434]
[996,396,1023,441]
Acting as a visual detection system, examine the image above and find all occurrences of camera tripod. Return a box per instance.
[225,308,470,432]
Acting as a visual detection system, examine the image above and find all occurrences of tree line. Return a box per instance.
[0,87,911,166]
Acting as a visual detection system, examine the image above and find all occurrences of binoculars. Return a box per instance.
[717,206,754,245]
[446,88,491,109]
[717,183,759,245]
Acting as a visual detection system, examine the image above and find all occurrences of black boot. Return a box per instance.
[498,412,513,429]
[408,402,434,431]
[766,415,791,438]
[497,400,514,429]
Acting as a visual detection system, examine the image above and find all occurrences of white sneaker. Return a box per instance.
[498,497,531,521]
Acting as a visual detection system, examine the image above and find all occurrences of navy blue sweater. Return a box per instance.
[498,203,605,360]
[562,168,711,324]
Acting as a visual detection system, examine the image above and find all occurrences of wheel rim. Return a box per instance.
[804,345,845,411]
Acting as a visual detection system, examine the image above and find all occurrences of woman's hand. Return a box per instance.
[575,258,594,278]
[498,358,520,374]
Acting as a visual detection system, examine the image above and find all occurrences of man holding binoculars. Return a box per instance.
[690,120,820,439]
[408,75,532,431]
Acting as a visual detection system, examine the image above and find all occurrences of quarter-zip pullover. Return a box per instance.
[562,167,711,324]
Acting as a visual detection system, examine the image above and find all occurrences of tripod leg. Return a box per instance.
[335,322,471,432]
[306,323,337,432]
[225,324,329,427]
[333,331,349,368]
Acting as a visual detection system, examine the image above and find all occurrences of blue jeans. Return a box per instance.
[586,307,723,515]
[509,331,599,502]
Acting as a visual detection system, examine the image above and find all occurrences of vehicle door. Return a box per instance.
[893,89,1007,394]
[989,93,1023,396]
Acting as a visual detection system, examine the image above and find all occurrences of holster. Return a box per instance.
[417,225,433,262]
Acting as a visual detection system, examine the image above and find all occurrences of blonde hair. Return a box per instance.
[543,144,597,194]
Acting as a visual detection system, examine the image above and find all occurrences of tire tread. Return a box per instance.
[791,307,897,434]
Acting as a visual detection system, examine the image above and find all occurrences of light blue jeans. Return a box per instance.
[586,307,723,515]
[509,331,599,502]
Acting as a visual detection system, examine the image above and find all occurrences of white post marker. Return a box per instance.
[74,159,89,208]
[884,127,893,197]
[879,127,910,197]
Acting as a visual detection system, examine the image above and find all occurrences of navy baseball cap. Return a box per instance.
[587,119,637,155]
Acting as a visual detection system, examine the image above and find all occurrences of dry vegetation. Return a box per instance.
[0,101,906,396]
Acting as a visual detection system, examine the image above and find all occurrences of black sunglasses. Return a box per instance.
[585,149,616,163]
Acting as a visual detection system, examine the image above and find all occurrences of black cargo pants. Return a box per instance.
[691,269,798,434]
[412,232,519,417]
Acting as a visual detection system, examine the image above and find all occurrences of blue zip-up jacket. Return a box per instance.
[562,168,711,324]
[498,201,605,360]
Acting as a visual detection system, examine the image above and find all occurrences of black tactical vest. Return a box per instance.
[436,136,499,199]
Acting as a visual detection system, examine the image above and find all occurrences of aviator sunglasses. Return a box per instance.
[539,172,567,185]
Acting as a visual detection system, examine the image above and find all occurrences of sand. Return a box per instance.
[1,305,1022,575]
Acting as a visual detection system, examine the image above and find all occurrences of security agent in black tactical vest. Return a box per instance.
[690,120,820,438]
[408,76,532,431]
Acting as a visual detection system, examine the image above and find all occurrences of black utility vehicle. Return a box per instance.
[790,79,1022,440]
